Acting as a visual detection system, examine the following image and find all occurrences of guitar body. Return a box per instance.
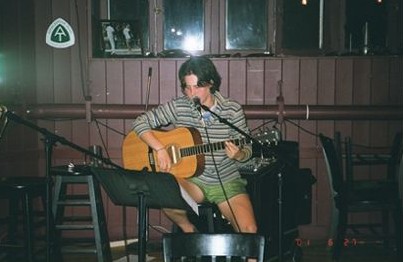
[122,127,205,178]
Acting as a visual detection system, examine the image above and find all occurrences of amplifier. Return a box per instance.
[238,157,277,176]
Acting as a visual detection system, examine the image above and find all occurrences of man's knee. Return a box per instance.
[238,223,258,233]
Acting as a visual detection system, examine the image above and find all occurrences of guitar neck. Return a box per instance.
[180,137,250,157]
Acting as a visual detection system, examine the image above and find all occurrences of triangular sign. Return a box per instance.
[46,18,75,48]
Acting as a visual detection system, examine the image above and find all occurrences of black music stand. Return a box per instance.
[90,167,197,262]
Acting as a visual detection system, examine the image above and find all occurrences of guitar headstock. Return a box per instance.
[254,129,281,146]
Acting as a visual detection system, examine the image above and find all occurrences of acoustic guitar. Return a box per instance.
[122,127,278,178]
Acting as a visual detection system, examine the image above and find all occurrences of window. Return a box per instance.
[345,0,387,54]
[282,0,320,51]
[92,0,149,57]
[91,0,397,57]
[163,0,204,51]
[225,0,268,51]
[92,0,269,56]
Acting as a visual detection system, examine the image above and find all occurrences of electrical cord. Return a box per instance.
[202,120,242,232]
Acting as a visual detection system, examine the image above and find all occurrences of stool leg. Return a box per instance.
[22,192,34,262]
[42,192,62,262]
[52,175,66,262]
[8,196,19,244]
[52,176,64,221]
[88,175,112,262]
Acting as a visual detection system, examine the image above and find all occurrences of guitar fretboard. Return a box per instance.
[180,137,251,157]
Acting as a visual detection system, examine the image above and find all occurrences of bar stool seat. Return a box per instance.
[0,176,50,262]
[172,202,231,233]
[51,165,112,262]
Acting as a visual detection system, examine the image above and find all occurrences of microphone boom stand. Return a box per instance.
[200,105,286,262]
[5,110,123,262]
[5,108,165,262]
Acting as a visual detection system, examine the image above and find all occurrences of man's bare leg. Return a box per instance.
[217,193,257,233]
[163,208,197,232]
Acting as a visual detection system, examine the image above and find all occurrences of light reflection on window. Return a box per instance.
[163,0,204,52]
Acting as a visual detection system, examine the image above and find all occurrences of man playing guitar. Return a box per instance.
[130,57,257,234]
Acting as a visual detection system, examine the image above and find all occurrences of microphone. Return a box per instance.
[192,96,202,112]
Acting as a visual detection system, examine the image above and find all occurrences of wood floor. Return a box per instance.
[67,240,399,262]
[0,239,400,262]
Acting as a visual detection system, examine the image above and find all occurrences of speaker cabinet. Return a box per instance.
[242,141,314,260]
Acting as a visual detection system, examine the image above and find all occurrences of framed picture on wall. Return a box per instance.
[97,19,144,57]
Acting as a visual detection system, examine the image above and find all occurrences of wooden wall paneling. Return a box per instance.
[246,59,265,105]
[213,59,229,96]
[105,60,124,159]
[88,60,107,147]
[0,0,17,96]
[53,43,74,167]
[388,57,403,105]
[106,61,124,104]
[245,59,265,131]
[19,0,36,104]
[334,58,353,139]
[70,0,89,103]
[299,59,318,149]
[53,50,72,103]
[228,60,247,104]
[34,0,55,177]
[281,59,300,141]
[317,58,336,107]
[45,0,71,103]
[264,59,282,105]
[2,125,37,176]
[123,60,143,135]
[72,120,90,153]
[369,57,390,142]
[159,60,179,103]
[352,58,371,142]
[371,58,390,105]
[252,59,282,134]
[89,60,106,101]
[35,7,54,104]
[142,60,161,105]
[71,2,91,152]
[387,57,403,142]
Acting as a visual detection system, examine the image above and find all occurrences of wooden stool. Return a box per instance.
[0,177,52,262]
[172,202,231,233]
[51,165,112,262]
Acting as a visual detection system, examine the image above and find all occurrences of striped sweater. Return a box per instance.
[132,92,252,184]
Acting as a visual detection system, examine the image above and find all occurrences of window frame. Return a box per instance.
[91,0,400,58]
